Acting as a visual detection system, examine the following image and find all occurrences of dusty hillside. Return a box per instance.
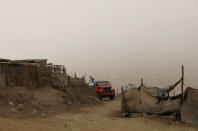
[0,86,100,118]
[0,97,197,131]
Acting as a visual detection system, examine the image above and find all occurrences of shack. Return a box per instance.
[0,58,87,89]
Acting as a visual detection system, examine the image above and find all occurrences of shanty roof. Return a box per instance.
[13,59,47,63]
[0,58,10,62]
[0,59,48,66]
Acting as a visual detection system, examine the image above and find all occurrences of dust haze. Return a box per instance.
[0,0,198,88]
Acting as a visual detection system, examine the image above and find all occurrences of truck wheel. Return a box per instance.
[97,94,103,100]
[110,96,115,100]
[99,95,103,100]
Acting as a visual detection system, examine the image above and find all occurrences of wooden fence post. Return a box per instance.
[181,65,184,102]
[141,78,144,86]
[5,62,9,87]
[63,66,66,89]
[50,64,53,88]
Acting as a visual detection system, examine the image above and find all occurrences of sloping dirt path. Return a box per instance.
[0,97,197,131]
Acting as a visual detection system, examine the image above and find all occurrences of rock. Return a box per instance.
[16,104,25,111]
[31,110,36,114]
[10,108,16,111]
[66,101,73,105]
[9,101,14,107]
[41,113,46,116]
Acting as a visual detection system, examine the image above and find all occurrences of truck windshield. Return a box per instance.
[97,82,110,86]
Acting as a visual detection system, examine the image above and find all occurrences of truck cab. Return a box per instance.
[95,81,115,100]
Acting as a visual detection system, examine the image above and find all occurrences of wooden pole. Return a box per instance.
[50,64,53,88]
[5,62,9,87]
[181,65,184,102]
[121,86,124,93]
[141,78,143,86]
[63,66,66,89]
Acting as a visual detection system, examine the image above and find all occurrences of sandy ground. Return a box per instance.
[0,97,197,131]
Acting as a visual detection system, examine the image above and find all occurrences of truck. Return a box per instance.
[93,81,115,100]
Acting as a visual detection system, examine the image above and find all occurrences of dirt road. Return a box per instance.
[0,97,197,131]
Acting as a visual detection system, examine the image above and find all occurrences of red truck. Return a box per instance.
[95,81,115,100]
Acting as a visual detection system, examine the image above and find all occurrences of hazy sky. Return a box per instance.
[0,0,198,89]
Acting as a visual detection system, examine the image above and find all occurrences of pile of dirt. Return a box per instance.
[0,86,100,118]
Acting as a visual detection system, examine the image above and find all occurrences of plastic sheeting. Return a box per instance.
[122,86,198,125]
[181,88,198,124]
[122,86,181,115]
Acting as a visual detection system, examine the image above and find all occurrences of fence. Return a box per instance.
[0,59,87,89]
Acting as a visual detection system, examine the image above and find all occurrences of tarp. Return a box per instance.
[122,88,141,113]
[122,86,181,115]
[122,86,198,125]
[181,88,198,125]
